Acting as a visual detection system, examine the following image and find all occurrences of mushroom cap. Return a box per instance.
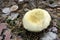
[23,9,51,32]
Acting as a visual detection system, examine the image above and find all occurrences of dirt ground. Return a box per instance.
[0,0,60,40]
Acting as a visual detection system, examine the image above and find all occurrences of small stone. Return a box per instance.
[2,8,11,14]
[23,3,28,8]
[49,27,57,33]
[24,8,29,12]
[57,8,60,12]
[48,3,58,8]
[10,5,18,11]
[0,23,7,35]
[57,8,60,10]
[48,32,57,39]
[4,29,11,40]
[42,36,53,40]
[46,8,53,12]
[8,13,19,20]
[42,32,57,40]
[18,0,24,2]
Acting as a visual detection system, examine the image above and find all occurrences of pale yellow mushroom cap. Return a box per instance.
[23,9,51,32]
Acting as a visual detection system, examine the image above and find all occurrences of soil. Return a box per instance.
[0,0,60,40]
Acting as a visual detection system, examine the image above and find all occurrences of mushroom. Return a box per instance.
[22,9,51,32]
